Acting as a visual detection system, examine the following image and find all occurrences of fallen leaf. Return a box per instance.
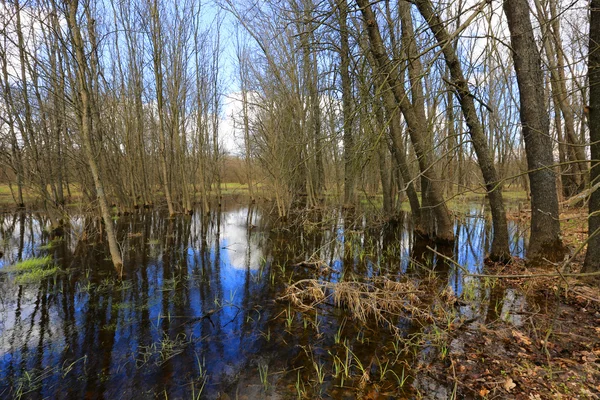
[512,330,532,346]
[504,377,516,392]
[479,387,490,397]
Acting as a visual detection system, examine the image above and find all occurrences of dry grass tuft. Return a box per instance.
[281,277,428,331]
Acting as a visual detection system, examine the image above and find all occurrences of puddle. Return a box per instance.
[0,198,529,398]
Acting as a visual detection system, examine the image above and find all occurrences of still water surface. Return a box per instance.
[0,198,527,399]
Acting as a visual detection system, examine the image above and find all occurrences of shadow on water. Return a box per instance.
[0,197,529,399]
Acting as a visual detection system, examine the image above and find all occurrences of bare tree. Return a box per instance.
[503,0,565,262]
[65,0,123,271]
[413,0,510,262]
[234,26,255,202]
[147,0,175,216]
[337,0,356,205]
[356,0,454,242]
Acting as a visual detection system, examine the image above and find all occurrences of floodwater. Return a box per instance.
[0,197,529,399]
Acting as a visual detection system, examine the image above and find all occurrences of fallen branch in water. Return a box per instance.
[179,307,222,328]
[426,246,600,279]
[292,257,335,274]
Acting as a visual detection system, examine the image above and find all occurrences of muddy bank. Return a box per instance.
[422,272,600,398]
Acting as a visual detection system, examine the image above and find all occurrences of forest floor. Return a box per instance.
[421,262,600,399]
[0,182,259,210]
[0,183,529,211]
[419,208,600,399]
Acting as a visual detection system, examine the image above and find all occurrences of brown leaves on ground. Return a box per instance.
[511,329,532,347]
[421,276,600,399]
[504,377,517,392]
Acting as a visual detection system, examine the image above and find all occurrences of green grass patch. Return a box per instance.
[2,256,59,284]
[16,266,59,284]
[10,256,52,271]
[502,189,528,201]
[0,185,13,195]
[354,189,528,214]
[216,182,249,195]
[0,183,85,207]
[38,238,64,250]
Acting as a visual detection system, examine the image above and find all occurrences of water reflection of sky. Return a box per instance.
[0,203,529,398]
[218,208,262,271]
[450,205,526,295]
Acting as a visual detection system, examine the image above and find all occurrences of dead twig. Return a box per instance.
[426,246,600,279]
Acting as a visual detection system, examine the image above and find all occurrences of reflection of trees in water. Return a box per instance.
[0,204,528,398]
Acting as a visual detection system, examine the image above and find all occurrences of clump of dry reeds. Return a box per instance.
[280,276,427,331]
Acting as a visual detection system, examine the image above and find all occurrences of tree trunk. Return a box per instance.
[149,0,175,216]
[503,0,565,263]
[534,0,587,197]
[0,41,25,207]
[374,98,393,215]
[414,0,511,262]
[339,0,355,205]
[357,0,454,242]
[398,0,436,239]
[584,0,600,272]
[373,67,422,228]
[66,0,123,273]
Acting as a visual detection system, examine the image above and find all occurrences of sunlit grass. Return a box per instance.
[2,256,59,284]
[356,189,527,213]
[38,238,63,250]
[10,256,52,271]
[0,183,85,206]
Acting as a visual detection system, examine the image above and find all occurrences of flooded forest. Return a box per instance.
[0,0,599,398]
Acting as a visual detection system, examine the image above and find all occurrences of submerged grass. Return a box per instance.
[10,256,52,271]
[2,256,59,284]
[16,266,59,284]
[279,265,469,397]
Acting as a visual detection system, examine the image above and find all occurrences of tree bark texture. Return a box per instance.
[66,0,124,272]
[357,0,454,242]
[584,0,600,272]
[414,0,510,262]
[503,0,565,263]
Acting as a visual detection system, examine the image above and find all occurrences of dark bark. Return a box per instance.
[547,0,588,193]
[378,139,394,215]
[375,72,422,229]
[584,0,600,272]
[503,0,565,263]
[398,1,435,239]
